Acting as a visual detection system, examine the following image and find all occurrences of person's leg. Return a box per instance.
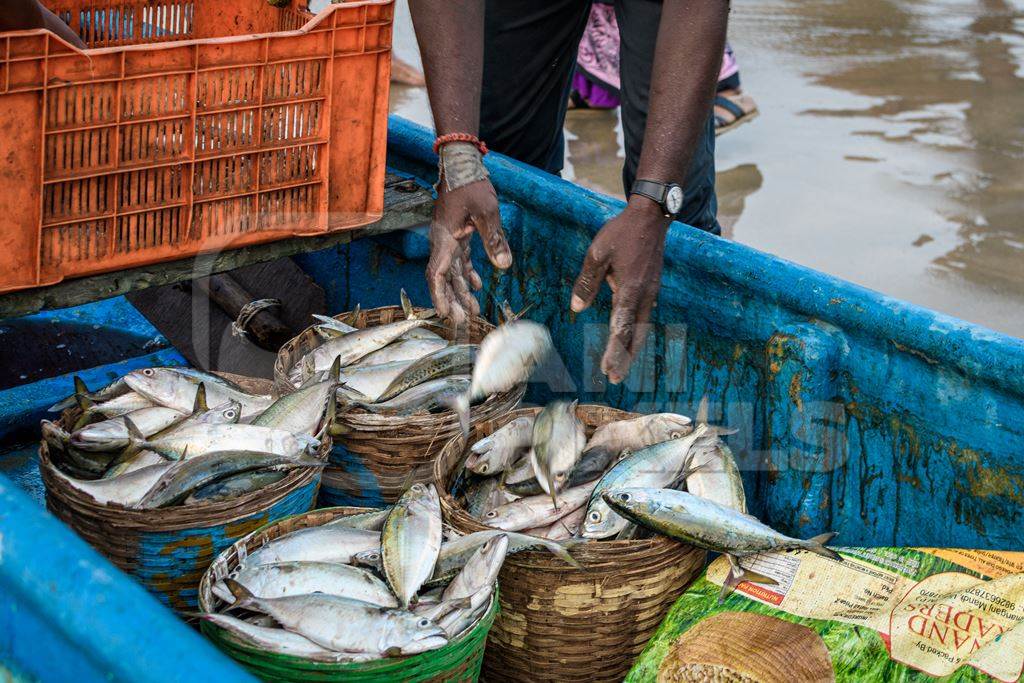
[615,0,719,234]
[714,42,758,134]
[480,0,592,174]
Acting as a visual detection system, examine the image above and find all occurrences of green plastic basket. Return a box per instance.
[198,506,498,682]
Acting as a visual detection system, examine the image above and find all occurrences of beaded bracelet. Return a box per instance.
[433,133,489,156]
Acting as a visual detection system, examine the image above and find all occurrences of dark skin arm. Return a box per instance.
[572,0,729,384]
[408,0,511,326]
[0,0,87,48]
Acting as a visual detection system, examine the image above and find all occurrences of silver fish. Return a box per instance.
[71,406,185,451]
[226,580,448,656]
[49,375,130,413]
[503,453,536,485]
[124,368,271,421]
[603,487,841,600]
[214,561,397,608]
[685,436,747,513]
[465,416,534,476]
[352,337,448,367]
[51,462,171,507]
[354,376,471,415]
[376,345,477,403]
[184,469,287,504]
[253,371,337,436]
[582,412,693,464]
[382,483,443,608]
[198,613,355,660]
[530,400,586,507]
[452,320,553,434]
[134,450,324,509]
[241,526,380,569]
[441,534,507,605]
[481,480,597,532]
[77,391,154,418]
[582,424,708,539]
[128,422,318,461]
[293,319,434,384]
[322,508,392,531]
[333,360,418,402]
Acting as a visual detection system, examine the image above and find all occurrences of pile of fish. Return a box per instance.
[41,366,334,509]
[200,483,576,663]
[456,400,843,599]
[286,292,553,434]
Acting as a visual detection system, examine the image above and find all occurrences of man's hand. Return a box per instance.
[571,197,671,384]
[427,178,512,325]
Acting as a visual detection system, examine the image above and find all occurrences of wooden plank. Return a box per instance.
[0,174,433,319]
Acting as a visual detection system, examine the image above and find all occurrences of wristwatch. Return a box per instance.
[630,179,684,219]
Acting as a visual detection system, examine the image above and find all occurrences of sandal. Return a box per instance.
[714,90,759,136]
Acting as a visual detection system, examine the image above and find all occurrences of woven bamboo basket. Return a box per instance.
[38,374,326,613]
[274,305,525,505]
[199,506,498,682]
[435,405,708,683]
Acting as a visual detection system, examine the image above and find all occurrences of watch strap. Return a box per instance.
[631,179,668,208]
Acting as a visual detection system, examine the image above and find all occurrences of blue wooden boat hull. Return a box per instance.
[0,114,1021,680]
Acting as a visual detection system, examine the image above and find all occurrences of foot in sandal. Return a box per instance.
[714,89,759,136]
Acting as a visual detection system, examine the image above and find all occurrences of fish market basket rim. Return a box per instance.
[434,404,700,565]
[38,373,328,533]
[199,506,499,676]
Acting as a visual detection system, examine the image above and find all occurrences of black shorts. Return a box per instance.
[480,0,720,233]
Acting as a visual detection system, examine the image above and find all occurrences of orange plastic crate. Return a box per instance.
[0,0,393,294]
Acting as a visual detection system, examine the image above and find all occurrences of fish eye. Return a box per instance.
[225,410,237,419]
[485,510,497,518]
[366,552,379,560]
[554,472,567,481]
[417,618,432,628]
[670,431,685,439]
[588,511,601,522]
[479,463,489,473]
[617,492,631,502]
[411,484,425,493]
[142,368,154,376]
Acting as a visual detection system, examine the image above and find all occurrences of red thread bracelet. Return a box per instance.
[433,133,488,155]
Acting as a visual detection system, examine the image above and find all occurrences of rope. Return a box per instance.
[231,298,281,340]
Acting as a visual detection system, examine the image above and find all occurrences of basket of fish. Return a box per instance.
[197,485,508,682]
[38,367,336,612]
[435,403,715,683]
[273,293,532,506]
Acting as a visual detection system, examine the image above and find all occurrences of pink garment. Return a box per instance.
[719,44,739,82]
[576,3,621,94]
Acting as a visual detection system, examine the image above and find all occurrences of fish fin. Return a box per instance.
[316,390,338,442]
[400,288,415,319]
[804,532,843,561]
[223,578,259,610]
[75,393,97,412]
[737,568,778,586]
[121,416,149,459]
[696,396,710,425]
[446,393,470,439]
[329,355,342,383]
[718,554,746,604]
[192,383,208,413]
[74,375,91,397]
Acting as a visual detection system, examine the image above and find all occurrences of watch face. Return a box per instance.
[665,185,684,215]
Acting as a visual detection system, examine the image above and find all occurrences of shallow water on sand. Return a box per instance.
[389,0,1024,338]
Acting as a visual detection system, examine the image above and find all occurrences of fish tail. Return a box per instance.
[803,532,843,561]
[546,540,583,568]
[74,393,97,412]
[400,288,415,319]
[446,393,470,439]
[223,578,259,610]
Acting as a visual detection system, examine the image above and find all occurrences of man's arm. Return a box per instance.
[571,0,729,383]
[408,1,511,324]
